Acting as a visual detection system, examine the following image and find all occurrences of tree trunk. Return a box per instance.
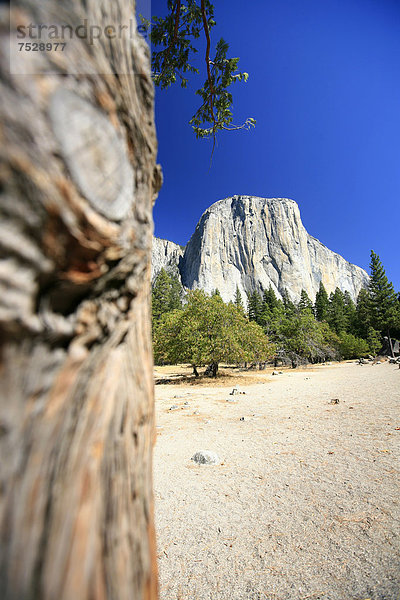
[192,365,199,377]
[0,2,161,599]
[204,361,219,377]
[388,330,394,358]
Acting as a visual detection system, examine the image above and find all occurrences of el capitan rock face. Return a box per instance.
[151,237,184,281]
[152,195,369,302]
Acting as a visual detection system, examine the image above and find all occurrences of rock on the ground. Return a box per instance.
[191,451,220,465]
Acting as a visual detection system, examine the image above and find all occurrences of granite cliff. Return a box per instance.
[152,195,369,302]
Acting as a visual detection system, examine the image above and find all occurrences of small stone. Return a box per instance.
[226,398,238,403]
[240,417,245,421]
[184,401,189,405]
[169,405,179,411]
[329,398,340,404]
[191,450,220,465]
[272,371,279,375]
[193,411,200,415]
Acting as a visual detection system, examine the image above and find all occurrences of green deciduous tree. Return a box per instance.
[154,290,274,375]
[278,312,336,366]
[337,332,369,360]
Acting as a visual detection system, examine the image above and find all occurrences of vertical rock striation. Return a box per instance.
[153,195,369,303]
[151,237,184,281]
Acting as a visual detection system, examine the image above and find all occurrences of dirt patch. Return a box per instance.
[153,361,400,600]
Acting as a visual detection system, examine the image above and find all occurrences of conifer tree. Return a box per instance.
[234,285,245,313]
[315,281,329,322]
[257,287,284,336]
[247,290,263,324]
[366,326,381,356]
[327,288,348,334]
[355,288,372,339]
[263,286,280,312]
[281,289,296,317]
[368,250,400,355]
[152,268,183,322]
[343,291,356,333]
[298,289,314,314]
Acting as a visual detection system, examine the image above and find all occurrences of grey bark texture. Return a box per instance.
[0,1,161,599]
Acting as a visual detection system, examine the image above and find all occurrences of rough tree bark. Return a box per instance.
[0,1,161,599]
[204,361,218,377]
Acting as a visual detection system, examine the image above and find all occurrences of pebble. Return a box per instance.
[169,405,179,411]
[191,450,220,465]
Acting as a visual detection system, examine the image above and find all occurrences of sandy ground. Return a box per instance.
[153,361,400,600]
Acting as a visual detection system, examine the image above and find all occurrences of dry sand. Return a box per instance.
[153,361,400,600]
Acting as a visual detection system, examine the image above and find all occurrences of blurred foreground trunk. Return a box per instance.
[0,1,161,598]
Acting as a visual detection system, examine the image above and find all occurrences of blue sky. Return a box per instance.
[151,0,400,292]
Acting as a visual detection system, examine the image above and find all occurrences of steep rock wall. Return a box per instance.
[153,196,369,303]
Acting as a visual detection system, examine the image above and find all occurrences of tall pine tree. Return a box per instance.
[368,250,400,355]
[247,290,263,323]
[315,281,329,321]
[298,289,314,314]
[327,288,348,334]
[234,285,245,313]
[355,288,372,338]
[152,268,183,323]
[343,291,356,333]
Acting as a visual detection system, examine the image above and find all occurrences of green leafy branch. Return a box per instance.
[142,1,256,153]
